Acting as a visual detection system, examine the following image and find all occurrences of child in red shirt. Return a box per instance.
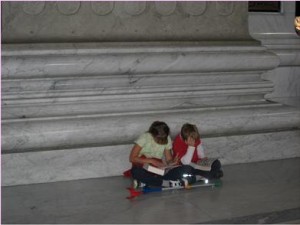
[129,121,195,188]
[173,123,223,179]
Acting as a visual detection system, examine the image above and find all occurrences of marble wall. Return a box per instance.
[2,1,252,43]
[249,1,300,104]
[3,130,300,186]
[2,1,300,186]
[1,43,282,153]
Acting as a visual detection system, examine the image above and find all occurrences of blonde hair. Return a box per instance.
[181,123,200,141]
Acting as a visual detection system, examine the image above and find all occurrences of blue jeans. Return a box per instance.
[192,159,222,179]
[131,165,195,187]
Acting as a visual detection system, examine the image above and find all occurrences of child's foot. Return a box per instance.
[133,179,146,189]
[214,170,224,179]
[195,175,206,182]
[169,180,180,187]
[169,179,189,188]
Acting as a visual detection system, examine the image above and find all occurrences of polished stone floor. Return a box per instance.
[2,157,300,224]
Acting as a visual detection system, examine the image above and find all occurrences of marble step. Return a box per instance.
[2,81,273,101]
[2,129,300,186]
[2,104,299,153]
[254,35,300,67]
[2,79,274,119]
[2,94,270,120]
[2,72,263,93]
[2,42,268,56]
[1,43,279,78]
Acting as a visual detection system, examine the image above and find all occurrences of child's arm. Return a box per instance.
[129,144,165,167]
[196,143,206,159]
[164,149,179,166]
[181,146,195,164]
[181,136,196,165]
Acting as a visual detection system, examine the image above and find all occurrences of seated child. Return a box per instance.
[129,121,195,188]
[173,123,223,180]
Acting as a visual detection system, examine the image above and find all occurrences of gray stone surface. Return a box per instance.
[2,157,300,224]
[203,208,300,224]
[2,1,251,43]
[2,1,300,188]
[249,1,300,103]
[2,41,299,186]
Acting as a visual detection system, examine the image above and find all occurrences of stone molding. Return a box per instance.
[249,2,300,101]
[1,43,279,79]
[2,1,250,43]
[2,43,299,186]
[216,2,234,16]
[154,2,177,16]
[3,104,300,154]
[18,1,209,17]
[22,1,45,15]
[91,2,114,16]
[56,2,81,15]
[2,1,300,186]
[1,42,284,155]
[2,129,300,186]
[181,1,207,16]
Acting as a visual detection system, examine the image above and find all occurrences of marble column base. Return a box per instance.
[2,129,300,186]
[2,104,300,153]
[2,42,298,186]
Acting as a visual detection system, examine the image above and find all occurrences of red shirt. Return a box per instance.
[172,134,202,163]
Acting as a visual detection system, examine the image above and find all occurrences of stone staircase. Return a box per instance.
[2,42,300,186]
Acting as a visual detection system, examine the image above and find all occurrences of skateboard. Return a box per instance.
[126,178,222,199]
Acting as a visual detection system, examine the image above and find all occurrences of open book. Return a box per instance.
[190,158,218,171]
[143,164,180,176]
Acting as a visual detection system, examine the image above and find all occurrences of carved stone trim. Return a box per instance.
[155,2,177,16]
[22,2,45,15]
[91,2,114,16]
[124,2,147,16]
[181,1,206,16]
[216,2,234,16]
[56,2,81,15]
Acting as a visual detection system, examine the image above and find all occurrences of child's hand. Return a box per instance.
[174,153,180,163]
[150,159,165,168]
[166,154,180,166]
[173,153,180,165]
[186,136,195,147]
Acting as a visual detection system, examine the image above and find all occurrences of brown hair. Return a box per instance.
[148,121,170,145]
[181,123,200,141]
